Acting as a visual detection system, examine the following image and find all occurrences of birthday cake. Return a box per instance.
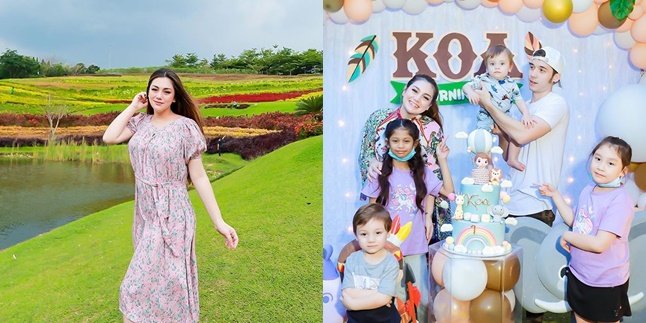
[442,130,516,256]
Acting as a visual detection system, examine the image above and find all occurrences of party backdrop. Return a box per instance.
[322,1,646,322]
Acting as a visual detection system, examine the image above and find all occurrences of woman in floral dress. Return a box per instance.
[103,68,238,322]
[358,74,455,242]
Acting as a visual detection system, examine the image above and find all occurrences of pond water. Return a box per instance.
[0,159,134,250]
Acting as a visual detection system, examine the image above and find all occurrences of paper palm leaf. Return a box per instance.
[346,35,379,83]
[524,32,542,59]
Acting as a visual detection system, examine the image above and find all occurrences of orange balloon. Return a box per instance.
[629,42,646,69]
[632,16,646,42]
[617,17,634,32]
[568,4,599,36]
[484,254,521,291]
[343,0,372,23]
[499,0,523,13]
[630,4,644,20]
[431,250,449,287]
[469,289,513,323]
[482,0,500,8]
[598,2,627,28]
[634,163,646,191]
[433,288,471,323]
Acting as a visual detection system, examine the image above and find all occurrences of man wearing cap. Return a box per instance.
[476,46,569,226]
[476,46,569,323]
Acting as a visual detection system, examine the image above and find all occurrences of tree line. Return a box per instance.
[167,46,322,75]
[0,49,100,79]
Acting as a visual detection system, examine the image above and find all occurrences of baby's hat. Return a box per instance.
[532,46,565,75]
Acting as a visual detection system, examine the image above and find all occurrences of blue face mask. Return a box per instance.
[388,149,416,162]
[597,176,623,188]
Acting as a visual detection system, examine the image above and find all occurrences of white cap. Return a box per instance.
[531,46,564,75]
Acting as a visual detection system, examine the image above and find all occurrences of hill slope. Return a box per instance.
[0,136,322,322]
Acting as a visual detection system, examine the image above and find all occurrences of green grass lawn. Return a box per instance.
[0,136,322,322]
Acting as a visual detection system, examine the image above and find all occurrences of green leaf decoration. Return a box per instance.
[346,35,379,83]
[610,0,635,20]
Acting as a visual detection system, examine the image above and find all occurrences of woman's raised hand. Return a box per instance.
[130,92,148,110]
[436,140,450,160]
[367,159,383,181]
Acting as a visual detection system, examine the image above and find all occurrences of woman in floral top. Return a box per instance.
[358,74,455,241]
[103,68,238,322]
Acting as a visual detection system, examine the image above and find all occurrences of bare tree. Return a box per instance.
[43,95,70,141]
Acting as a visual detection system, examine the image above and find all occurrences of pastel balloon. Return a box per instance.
[630,4,644,20]
[542,0,573,23]
[329,6,350,24]
[517,6,543,22]
[428,0,445,5]
[614,30,636,50]
[467,129,494,154]
[568,4,599,36]
[373,0,386,12]
[402,0,428,14]
[324,0,345,12]
[383,0,406,9]
[524,0,544,9]
[431,250,449,286]
[481,0,500,7]
[344,0,372,23]
[635,163,646,191]
[596,83,646,162]
[469,289,513,323]
[504,289,516,310]
[433,288,471,323]
[443,258,488,301]
[631,16,646,42]
[499,0,523,14]
[598,2,627,28]
[616,18,634,32]
[630,42,646,69]
[572,0,593,13]
[484,255,521,291]
[456,0,482,10]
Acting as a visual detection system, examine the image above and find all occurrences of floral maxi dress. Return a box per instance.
[119,114,206,322]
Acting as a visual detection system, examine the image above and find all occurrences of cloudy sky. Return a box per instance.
[0,0,322,69]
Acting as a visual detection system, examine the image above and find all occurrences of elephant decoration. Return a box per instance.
[506,211,646,321]
[323,245,345,323]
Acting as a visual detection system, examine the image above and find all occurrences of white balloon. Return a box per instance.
[383,0,406,9]
[614,31,636,50]
[329,7,349,24]
[517,6,542,22]
[373,0,387,12]
[572,0,593,13]
[442,258,488,301]
[638,192,646,210]
[456,0,481,10]
[596,84,646,162]
[504,289,516,311]
[403,0,428,14]
[625,173,642,203]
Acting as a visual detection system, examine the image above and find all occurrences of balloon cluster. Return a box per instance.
[324,0,646,68]
[430,250,521,322]
[596,82,646,210]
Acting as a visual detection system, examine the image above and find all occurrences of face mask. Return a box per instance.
[597,176,623,188]
[388,149,416,162]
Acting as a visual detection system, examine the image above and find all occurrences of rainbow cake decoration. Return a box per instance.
[442,130,518,256]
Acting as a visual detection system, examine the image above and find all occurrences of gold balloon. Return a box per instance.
[323,0,344,12]
[484,254,521,291]
[598,1,627,28]
[629,162,641,172]
[635,163,646,191]
[433,288,471,323]
[542,0,574,23]
[469,289,513,323]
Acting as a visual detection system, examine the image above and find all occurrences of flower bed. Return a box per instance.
[196,89,320,104]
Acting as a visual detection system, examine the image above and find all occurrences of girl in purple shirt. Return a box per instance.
[362,119,452,323]
[539,136,634,322]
